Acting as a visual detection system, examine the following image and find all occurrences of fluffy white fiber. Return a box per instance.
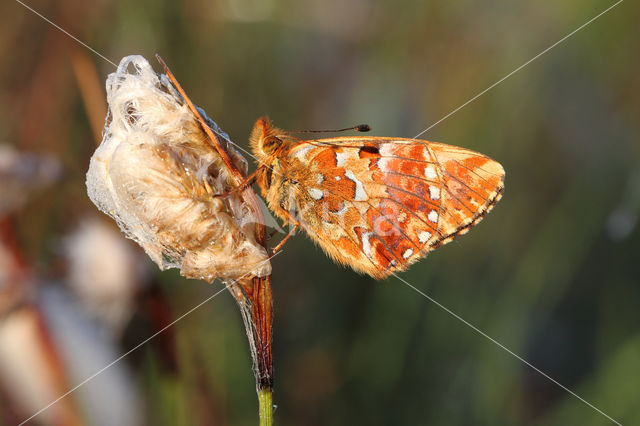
[86,55,270,281]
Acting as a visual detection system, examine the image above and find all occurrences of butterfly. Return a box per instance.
[155,57,504,279]
[247,117,505,279]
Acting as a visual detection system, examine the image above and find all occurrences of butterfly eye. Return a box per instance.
[261,136,282,155]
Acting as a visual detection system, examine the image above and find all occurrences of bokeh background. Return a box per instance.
[1,0,639,424]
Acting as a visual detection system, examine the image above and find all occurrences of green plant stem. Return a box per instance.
[258,388,273,426]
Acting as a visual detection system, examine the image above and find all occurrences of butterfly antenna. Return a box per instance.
[291,124,371,133]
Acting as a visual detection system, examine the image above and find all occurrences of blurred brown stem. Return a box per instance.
[69,47,107,145]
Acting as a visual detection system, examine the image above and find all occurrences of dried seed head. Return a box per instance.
[86,55,270,281]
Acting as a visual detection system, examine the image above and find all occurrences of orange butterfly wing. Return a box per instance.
[284,137,504,279]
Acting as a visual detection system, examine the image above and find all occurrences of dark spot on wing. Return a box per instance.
[359,145,380,159]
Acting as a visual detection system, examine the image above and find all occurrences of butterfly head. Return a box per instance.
[250,117,287,162]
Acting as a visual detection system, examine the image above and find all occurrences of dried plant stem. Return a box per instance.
[227,277,275,424]
[155,55,243,186]
[155,57,274,423]
[227,276,274,387]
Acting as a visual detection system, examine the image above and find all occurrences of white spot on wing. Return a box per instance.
[345,170,368,201]
[308,188,324,200]
[377,157,391,172]
[418,231,431,243]
[316,174,324,184]
[429,186,440,200]
[334,176,341,181]
[428,210,438,223]
[425,165,437,180]
[294,145,314,161]
[402,248,413,259]
[379,143,395,156]
[336,150,351,167]
[361,232,373,257]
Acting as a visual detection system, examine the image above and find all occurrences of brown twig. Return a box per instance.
[155,55,241,184]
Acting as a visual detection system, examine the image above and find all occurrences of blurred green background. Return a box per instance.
[1,0,639,424]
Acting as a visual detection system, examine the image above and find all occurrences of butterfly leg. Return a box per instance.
[212,169,259,198]
[271,213,300,254]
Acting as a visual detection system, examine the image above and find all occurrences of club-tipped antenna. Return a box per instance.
[291,124,371,133]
